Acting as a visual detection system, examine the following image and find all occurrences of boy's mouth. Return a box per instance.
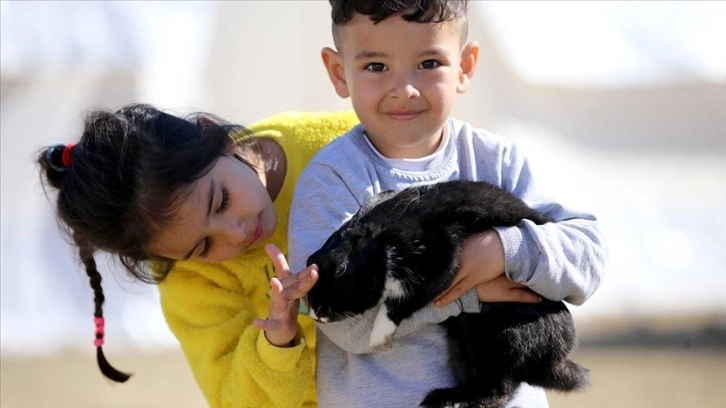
[387,110,422,121]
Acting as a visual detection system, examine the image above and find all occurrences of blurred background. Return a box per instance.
[1,1,724,407]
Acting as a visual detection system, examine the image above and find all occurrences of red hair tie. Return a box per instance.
[94,317,105,347]
[61,143,76,168]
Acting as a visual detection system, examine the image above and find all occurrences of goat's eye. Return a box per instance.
[354,233,369,247]
[335,263,347,277]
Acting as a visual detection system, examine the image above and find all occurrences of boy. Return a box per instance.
[289,1,605,406]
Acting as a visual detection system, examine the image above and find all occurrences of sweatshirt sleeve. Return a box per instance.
[494,141,607,306]
[289,160,479,354]
[158,263,314,408]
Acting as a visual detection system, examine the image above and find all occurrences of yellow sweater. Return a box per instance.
[157,111,359,408]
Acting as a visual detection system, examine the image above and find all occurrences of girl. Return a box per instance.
[37,104,359,408]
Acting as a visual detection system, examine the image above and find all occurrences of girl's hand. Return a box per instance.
[434,230,541,307]
[253,244,318,347]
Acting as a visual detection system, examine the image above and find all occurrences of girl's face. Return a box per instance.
[148,155,277,263]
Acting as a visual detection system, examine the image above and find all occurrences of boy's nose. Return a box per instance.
[390,74,420,99]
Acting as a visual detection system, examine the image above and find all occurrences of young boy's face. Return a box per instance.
[323,13,478,158]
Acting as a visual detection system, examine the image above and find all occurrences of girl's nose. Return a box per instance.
[218,218,247,246]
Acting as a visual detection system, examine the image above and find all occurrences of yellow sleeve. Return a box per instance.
[158,261,314,408]
[156,111,357,408]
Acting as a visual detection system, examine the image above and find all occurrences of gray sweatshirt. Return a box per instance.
[289,118,605,407]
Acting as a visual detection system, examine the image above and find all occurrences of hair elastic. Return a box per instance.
[45,143,76,173]
[61,143,75,168]
[94,316,105,347]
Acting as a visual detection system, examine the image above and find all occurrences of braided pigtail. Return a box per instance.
[37,103,234,382]
[78,239,132,383]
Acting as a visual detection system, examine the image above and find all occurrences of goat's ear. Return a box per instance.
[375,188,419,226]
[388,188,419,210]
[347,190,397,226]
[359,190,396,215]
[366,222,385,238]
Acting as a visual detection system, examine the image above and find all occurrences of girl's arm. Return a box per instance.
[158,262,314,408]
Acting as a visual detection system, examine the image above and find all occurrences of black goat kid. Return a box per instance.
[306,180,589,408]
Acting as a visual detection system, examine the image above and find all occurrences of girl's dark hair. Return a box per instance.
[329,0,469,25]
[37,103,252,382]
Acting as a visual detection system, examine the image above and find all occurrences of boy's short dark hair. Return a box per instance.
[329,0,469,49]
[329,0,468,25]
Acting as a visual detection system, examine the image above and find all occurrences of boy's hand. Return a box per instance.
[434,230,541,307]
[473,274,542,303]
[253,244,319,347]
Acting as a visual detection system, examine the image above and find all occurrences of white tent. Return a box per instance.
[1,0,724,356]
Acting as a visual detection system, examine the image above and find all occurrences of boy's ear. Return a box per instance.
[321,47,350,99]
[196,116,216,127]
[457,41,480,93]
[225,141,238,156]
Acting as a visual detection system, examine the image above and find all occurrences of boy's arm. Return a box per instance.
[495,142,606,305]
[289,162,477,354]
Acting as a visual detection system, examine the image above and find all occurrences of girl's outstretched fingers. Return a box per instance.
[282,265,318,300]
[264,243,319,300]
[265,244,290,280]
[255,244,320,346]
[254,244,299,346]
[253,276,285,332]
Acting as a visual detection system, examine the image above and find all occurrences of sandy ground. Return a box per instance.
[4,315,725,407]
[2,346,724,408]
[547,348,726,408]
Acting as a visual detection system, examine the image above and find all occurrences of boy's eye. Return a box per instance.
[364,62,387,72]
[217,188,229,213]
[419,60,441,69]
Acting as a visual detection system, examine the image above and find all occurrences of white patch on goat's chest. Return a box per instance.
[370,303,397,350]
[368,247,411,350]
[370,277,405,348]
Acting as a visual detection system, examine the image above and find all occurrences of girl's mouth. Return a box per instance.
[251,217,264,243]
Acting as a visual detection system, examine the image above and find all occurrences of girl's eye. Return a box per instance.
[364,62,387,72]
[199,237,211,258]
[218,188,229,213]
[198,187,229,259]
[419,60,441,69]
